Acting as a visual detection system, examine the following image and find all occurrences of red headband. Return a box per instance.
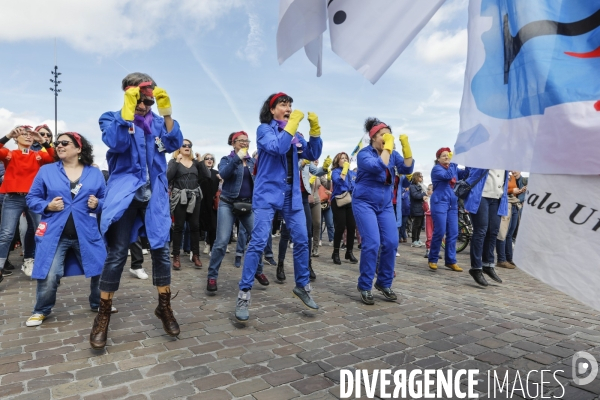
[436,147,451,159]
[63,132,82,148]
[369,123,388,138]
[34,124,51,133]
[269,92,288,108]
[124,81,154,98]
[232,131,248,143]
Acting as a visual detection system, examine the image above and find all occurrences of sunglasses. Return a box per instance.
[204,157,214,161]
[181,144,192,148]
[137,98,155,106]
[54,140,73,147]
[39,132,52,137]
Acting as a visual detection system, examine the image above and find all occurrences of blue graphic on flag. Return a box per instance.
[472,1,600,119]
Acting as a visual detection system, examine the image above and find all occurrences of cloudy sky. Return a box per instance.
[0,0,468,180]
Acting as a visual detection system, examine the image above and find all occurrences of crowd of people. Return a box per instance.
[0,72,526,349]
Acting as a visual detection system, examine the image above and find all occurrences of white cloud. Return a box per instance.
[428,0,468,28]
[415,29,468,63]
[236,11,266,66]
[0,0,243,55]
[0,108,68,149]
[412,90,442,116]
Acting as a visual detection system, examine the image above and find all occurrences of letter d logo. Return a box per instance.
[572,351,598,386]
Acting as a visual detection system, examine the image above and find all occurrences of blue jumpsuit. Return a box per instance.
[428,163,468,265]
[239,120,322,290]
[352,146,413,290]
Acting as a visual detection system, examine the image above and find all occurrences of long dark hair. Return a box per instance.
[364,117,392,146]
[54,133,94,166]
[259,93,294,124]
[332,152,349,169]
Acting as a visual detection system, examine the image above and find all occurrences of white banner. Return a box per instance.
[453,0,600,175]
[514,173,600,312]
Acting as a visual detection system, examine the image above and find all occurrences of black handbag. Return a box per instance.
[453,171,485,200]
[232,202,252,216]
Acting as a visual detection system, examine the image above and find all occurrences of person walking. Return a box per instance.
[409,172,427,247]
[330,152,358,265]
[25,132,115,326]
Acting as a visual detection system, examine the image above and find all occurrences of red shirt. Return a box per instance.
[0,144,55,193]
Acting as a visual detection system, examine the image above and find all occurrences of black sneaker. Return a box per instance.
[374,283,397,301]
[264,257,277,266]
[2,269,13,277]
[482,266,502,283]
[4,260,15,270]
[423,249,429,258]
[357,286,374,305]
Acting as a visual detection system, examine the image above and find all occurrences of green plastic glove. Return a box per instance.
[283,109,304,136]
[307,112,321,137]
[121,86,140,121]
[153,87,172,116]
[309,175,317,185]
[382,133,394,153]
[341,161,350,175]
[399,134,412,159]
[322,155,332,172]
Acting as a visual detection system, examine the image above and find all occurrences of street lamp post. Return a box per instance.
[49,66,62,140]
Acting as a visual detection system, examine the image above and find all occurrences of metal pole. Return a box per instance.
[49,65,61,141]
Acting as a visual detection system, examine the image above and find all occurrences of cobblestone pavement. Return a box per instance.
[1,239,600,400]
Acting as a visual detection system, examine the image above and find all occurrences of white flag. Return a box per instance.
[453,0,600,175]
[327,0,447,83]
[514,173,600,312]
[277,0,327,76]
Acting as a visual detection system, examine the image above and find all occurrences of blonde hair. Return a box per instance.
[172,139,193,160]
[202,153,215,161]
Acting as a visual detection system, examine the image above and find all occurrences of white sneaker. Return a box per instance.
[226,246,230,253]
[189,253,193,261]
[142,249,149,255]
[411,242,423,248]
[26,313,45,327]
[128,250,131,256]
[396,252,400,257]
[289,243,294,249]
[203,243,209,254]
[129,268,148,279]
[328,241,333,247]
[22,258,34,277]
[319,240,322,246]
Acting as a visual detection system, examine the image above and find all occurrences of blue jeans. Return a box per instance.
[470,197,501,270]
[33,237,100,315]
[208,201,263,279]
[0,194,40,269]
[100,200,171,292]
[236,222,247,257]
[400,215,409,239]
[496,204,519,263]
[320,206,334,242]
[240,184,309,290]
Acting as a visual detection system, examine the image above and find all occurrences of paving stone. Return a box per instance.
[227,378,270,397]
[231,364,271,380]
[262,368,304,386]
[252,385,299,400]
[290,376,334,395]
[475,351,512,365]
[173,365,211,381]
[99,369,144,387]
[83,386,129,400]
[149,382,196,400]
[52,378,98,398]
[193,373,236,391]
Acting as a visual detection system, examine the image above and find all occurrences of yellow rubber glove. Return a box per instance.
[307,112,321,137]
[237,147,248,159]
[382,133,394,153]
[153,87,172,116]
[322,155,332,172]
[406,174,413,181]
[341,161,350,175]
[448,151,453,161]
[399,134,412,159]
[283,109,304,136]
[302,159,311,166]
[121,86,140,121]
[309,175,317,185]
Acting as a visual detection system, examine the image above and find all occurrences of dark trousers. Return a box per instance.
[411,215,424,243]
[130,238,143,269]
[331,199,356,251]
[470,197,501,269]
[172,201,201,256]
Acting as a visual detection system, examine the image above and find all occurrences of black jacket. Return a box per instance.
[409,183,426,217]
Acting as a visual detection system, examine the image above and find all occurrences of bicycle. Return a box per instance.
[441,206,473,253]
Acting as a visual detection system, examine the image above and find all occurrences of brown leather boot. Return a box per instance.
[155,289,180,337]
[172,255,181,270]
[89,297,112,349]
[191,254,202,269]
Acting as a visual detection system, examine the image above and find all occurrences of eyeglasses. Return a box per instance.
[54,140,73,147]
[235,139,251,144]
[204,157,214,161]
[181,144,192,148]
[137,98,155,106]
[19,132,33,137]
